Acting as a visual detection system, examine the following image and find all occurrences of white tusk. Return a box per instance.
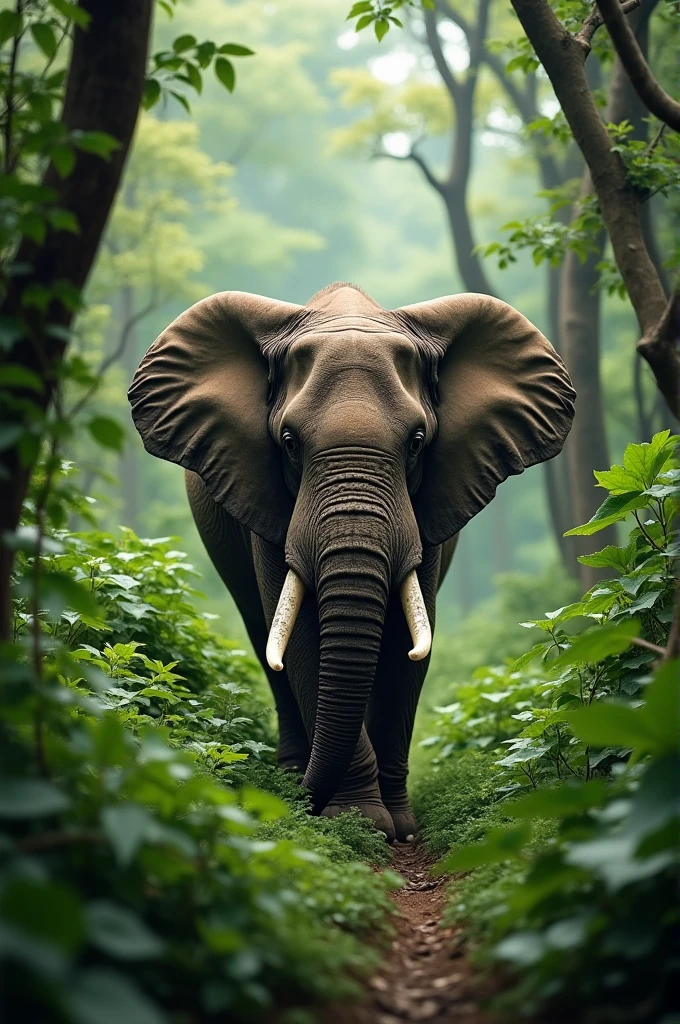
[266,570,305,672]
[400,569,432,662]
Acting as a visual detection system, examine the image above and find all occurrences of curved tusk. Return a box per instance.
[400,569,432,662]
[266,569,306,672]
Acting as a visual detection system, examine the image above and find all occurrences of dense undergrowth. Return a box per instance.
[0,474,398,1024]
[414,431,679,1022]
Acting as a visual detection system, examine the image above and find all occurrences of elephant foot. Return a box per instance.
[322,799,396,844]
[386,806,418,843]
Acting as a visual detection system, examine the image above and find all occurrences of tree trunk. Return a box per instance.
[0,0,152,640]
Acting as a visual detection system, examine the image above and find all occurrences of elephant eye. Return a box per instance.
[282,429,300,461]
[408,430,425,458]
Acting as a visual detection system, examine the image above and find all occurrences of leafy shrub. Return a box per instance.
[417,433,679,1021]
[1,487,399,1023]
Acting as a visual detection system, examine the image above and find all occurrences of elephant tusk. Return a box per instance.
[266,569,305,672]
[400,569,432,662]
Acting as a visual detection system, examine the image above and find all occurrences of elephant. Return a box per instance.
[128,283,575,842]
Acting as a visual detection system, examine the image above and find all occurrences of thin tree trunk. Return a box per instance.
[0,0,152,640]
[119,286,141,531]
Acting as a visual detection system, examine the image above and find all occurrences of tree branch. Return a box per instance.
[595,0,680,130]
[576,0,641,51]
[424,7,461,105]
[510,0,675,414]
[372,144,445,195]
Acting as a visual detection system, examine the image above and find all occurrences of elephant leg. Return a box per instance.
[186,472,310,772]
[252,535,394,841]
[367,546,441,842]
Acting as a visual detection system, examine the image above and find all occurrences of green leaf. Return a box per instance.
[0,9,23,44]
[217,43,255,56]
[66,968,165,1024]
[437,824,532,872]
[355,13,374,30]
[31,22,58,59]
[566,701,657,751]
[374,17,389,40]
[564,491,648,536]
[0,779,70,818]
[172,33,196,52]
[72,131,120,158]
[182,61,202,94]
[194,41,216,67]
[142,78,161,110]
[1,878,83,953]
[553,619,640,667]
[50,144,76,178]
[511,641,551,672]
[506,781,608,820]
[87,415,125,452]
[641,660,679,753]
[48,207,79,233]
[347,0,373,16]
[42,571,101,618]
[214,56,235,92]
[85,902,164,960]
[101,804,153,865]
[0,365,43,392]
[577,543,635,571]
[48,0,91,27]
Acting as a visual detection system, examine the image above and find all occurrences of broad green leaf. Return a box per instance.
[506,781,608,820]
[374,17,389,40]
[172,33,196,52]
[0,9,23,43]
[101,804,153,866]
[42,571,101,618]
[641,660,679,753]
[87,416,125,452]
[50,144,76,178]
[214,57,235,92]
[66,968,165,1024]
[577,543,635,571]
[594,463,638,494]
[142,78,161,109]
[217,43,255,56]
[72,131,120,158]
[347,0,373,16]
[48,0,91,27]
[0,364,44,392]
[0,878,83,953]
[553,619,640,667]
[623,431,676,489]
[564,491,648,536]
[85,902,163,960]
[566,701,656,751]
[511,641,551,672]
[437,824,531,872]
[0,779,70,818]
[31,22,58,59]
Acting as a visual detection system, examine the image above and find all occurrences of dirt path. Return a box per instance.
[323,843,495,1024]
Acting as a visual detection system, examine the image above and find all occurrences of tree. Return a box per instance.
[0,0,253,639]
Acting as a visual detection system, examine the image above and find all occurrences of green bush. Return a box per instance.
[1,495,399,1023]
[417,432,679,1021]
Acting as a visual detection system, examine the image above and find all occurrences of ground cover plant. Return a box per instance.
[0,465,400,1023]
[415,431,679,1021]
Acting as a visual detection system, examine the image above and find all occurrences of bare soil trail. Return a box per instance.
[322,843,496,1024]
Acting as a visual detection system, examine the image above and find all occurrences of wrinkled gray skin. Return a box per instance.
[129,283,575,842]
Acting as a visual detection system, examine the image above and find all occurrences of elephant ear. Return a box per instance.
[396,293,575,546]
[128,291,307,546]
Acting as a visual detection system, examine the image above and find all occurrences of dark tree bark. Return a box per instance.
[510,0,678,417]
[596,0,680,131]
[0,0,153,639]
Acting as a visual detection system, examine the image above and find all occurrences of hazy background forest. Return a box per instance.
[75,0,673,665]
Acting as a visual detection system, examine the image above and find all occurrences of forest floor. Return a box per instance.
[322,843,495,1024]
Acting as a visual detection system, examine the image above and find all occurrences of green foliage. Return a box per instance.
[1,484,399,1022]
[346,0,434,42]
[417,435,679,1019]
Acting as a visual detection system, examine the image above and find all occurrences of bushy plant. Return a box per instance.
[417,433,679,1021]
[0,471,400,1023]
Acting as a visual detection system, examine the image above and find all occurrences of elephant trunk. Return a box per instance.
[287,447,421,814]
[303,543,389,813]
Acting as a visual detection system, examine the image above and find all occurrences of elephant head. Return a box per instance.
[128,284,575,811]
